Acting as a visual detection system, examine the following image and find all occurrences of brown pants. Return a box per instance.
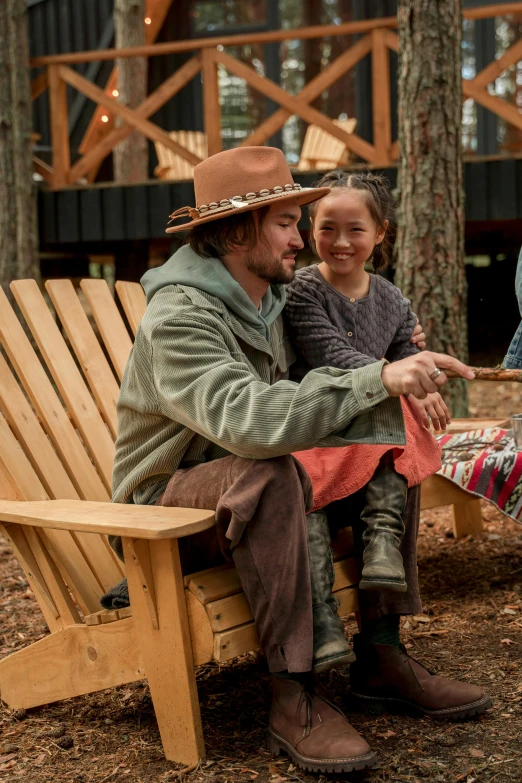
[158,455,422,672]
[158,454,314,673]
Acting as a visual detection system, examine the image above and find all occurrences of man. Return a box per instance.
[111,146,490,774]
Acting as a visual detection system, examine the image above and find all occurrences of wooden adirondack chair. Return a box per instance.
[296,118,357,171]
[154,130,208,180]
[0,278,361,766]
[0,278,488,766]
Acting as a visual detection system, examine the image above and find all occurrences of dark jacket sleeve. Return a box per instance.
[285,274,378,371]
[384,295,420,362]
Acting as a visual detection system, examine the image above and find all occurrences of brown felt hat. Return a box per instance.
[166,146,330,233]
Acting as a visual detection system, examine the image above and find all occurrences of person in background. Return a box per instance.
[503,247,522,370]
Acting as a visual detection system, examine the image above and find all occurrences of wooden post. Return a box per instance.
[48,64,70,187]
[371,28,392,165]
[202,48,222,157]
[122,536,205,765]
[452,499,484,538]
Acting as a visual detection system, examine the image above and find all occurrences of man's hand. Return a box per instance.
[381,351,474,399]
[408,392,451,431]
[410,319,426,350]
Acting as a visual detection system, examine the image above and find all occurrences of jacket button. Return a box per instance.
[349,298,355,302]
[347,331,353,337]
[366,391,374,399]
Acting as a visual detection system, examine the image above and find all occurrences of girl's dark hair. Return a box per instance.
[308,170,395,272]
[185,206,269,258]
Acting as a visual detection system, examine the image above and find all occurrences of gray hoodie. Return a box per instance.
[141,244,285,341]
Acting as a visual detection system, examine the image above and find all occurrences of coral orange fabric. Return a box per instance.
[293,396,442,512]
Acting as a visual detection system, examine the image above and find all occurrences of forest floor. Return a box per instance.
[2,381,522,783]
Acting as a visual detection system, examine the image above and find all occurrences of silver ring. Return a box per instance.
[429,367,443,380]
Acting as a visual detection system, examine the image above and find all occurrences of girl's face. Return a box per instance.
[312,190,387,276]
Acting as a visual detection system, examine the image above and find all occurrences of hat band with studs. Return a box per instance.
[168,183,303,225]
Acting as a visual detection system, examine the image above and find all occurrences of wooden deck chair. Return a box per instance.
[0,278,359,766]
[296,118,357,171]
[0,278,491,765]
[154,130,208,181]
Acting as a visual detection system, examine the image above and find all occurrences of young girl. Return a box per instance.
[286,171,445,599]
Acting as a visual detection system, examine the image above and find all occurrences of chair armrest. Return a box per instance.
[0,499,215,539]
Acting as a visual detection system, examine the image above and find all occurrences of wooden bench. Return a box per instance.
[296,118,357,171]
[0,278,492,765]
[154,130,208,180]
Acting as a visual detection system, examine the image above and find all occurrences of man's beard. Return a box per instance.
[246,246,295,285]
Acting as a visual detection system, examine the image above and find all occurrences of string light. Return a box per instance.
[144,17,151,24]
[112,89,119,97]
[101,115,109,123]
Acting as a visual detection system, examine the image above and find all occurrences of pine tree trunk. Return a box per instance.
[0,0,39,296]
[114,0,148,182]
[395,0,468,416]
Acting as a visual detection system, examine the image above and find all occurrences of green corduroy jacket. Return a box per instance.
[111,283,406,504]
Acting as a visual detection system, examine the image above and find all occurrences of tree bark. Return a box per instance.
[0,0,39,296]
[114,0,148,182]
[395,0,468,416]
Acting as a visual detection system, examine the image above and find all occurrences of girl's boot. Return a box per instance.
[359,453,408,593]
[307,511,355,672]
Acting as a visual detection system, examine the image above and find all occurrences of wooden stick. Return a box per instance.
[446,367,522,383]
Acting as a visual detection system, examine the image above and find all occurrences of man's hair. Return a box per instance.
[185,206,270,258]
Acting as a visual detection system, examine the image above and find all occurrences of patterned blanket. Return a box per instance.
[437,427,522,522]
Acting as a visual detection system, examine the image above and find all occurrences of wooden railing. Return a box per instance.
[30,2,522,188]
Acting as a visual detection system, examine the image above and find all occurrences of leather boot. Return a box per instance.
[359,452,408,592]
[307,512,354,673]
[349,634,492,720]
[268,676,377,773]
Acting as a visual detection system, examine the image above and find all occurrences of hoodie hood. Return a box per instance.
[141,244,286,338]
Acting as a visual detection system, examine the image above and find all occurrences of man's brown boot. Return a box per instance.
[268,676,377,773]
[349,635,491,720]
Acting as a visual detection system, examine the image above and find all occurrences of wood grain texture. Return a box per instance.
[0,499,215,538]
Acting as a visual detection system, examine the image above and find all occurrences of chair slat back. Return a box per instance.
[11,280,115,491]
[115,281,147,336]
[0,281,127,620]
[45,279,120,439]
[297,118,357,171]
[0,286,108,502]
[155,130,208,181]
[0,350,79,499]
[0,407,112,615]
[80,279,134,381]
